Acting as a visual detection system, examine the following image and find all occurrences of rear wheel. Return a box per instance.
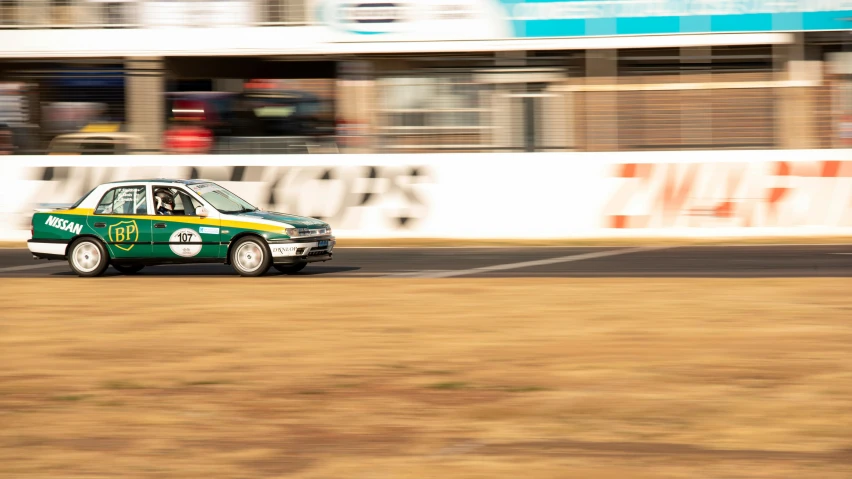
[273,262,307,275]
[230,237,271,277]
[113,264,145,275]
[68,238,109,277]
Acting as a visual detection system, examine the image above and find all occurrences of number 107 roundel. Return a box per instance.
[28,179,335,277]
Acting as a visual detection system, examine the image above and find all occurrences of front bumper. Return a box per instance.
[268,236,335,264]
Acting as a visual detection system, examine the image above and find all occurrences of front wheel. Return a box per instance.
[113,264,145,275]
[273,262,307,275]
[68,238,109,277]
[230,237,271,277]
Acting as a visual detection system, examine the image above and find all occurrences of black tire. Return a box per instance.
[67,238,109,277]
[112,264,145,275]
[230,236,271,277]
[273,262,307,275]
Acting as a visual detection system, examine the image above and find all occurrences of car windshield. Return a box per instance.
[187,182,257,214]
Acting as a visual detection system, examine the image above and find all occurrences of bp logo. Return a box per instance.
[169,228,202,258]
[108,220,139,251]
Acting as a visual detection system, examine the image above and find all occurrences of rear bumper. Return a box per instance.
[268,236,335,264]
[28,240,67,260]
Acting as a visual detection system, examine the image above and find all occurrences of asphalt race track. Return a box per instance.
[2,244,852,278]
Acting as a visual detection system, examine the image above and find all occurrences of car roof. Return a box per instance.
[103,178,215,185]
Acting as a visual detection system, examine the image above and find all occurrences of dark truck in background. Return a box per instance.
[164,89,337,154]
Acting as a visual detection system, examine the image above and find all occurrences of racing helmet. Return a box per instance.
[154,188,175,212]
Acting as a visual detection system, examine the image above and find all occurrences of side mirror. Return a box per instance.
[196,206,209,218]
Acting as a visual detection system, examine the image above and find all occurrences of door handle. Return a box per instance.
[154,223,167,229]
[93,222,106,228]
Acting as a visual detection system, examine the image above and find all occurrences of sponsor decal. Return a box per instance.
[199,226,220,235]
[605,160,852,229]
[259,165,431,229]
[170,228,203,257]
[272,245,298,256]
[45,215,83,235]
[108,220,139,251]
[189,183,219,193]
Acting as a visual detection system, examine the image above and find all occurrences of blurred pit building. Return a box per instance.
[0,0,850,156]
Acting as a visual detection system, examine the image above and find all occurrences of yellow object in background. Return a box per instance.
[80,123,120,133]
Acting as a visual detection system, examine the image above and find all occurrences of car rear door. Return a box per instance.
[88,185,153,259]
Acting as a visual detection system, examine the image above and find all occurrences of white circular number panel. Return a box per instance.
[170,228,202,257]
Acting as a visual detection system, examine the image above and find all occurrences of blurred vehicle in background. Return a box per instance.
[166,92,237,138]
[42,102,110,137]
[47,131,141,155]
[165,85,336,154]
[164,124,214,154]
[239,88,335,137]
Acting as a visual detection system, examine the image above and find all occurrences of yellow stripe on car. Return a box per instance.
[46,208,285,235]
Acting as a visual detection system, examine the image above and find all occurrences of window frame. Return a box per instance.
[93,185,152,216]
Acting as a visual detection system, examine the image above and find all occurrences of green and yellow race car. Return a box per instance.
[28,179,335,277]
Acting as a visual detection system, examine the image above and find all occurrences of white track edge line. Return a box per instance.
[3,243,852,251]
[393,245,675,278]
[0,262,68,273]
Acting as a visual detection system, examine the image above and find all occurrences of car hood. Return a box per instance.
[234,210,328,229]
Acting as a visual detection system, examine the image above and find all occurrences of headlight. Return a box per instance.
[284,228,300,237]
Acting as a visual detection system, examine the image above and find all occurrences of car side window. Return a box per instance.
[94,186,148,215]
[152,187,203,216]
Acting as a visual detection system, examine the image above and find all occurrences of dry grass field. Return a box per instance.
[2,278,852,478]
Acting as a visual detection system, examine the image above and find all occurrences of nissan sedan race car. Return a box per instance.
[27,179,335,277]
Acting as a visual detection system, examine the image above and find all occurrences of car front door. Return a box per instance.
[88,185,153,259]
[151,185,222,260]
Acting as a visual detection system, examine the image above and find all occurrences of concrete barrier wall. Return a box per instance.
[3,150,852,241]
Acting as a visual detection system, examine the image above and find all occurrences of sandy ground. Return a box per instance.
[1,278,852,478]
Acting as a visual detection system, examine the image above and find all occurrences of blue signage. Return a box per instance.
[317,0,852,40]
[503,0,852,37]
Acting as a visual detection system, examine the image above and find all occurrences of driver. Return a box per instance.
[154,188,175,215]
